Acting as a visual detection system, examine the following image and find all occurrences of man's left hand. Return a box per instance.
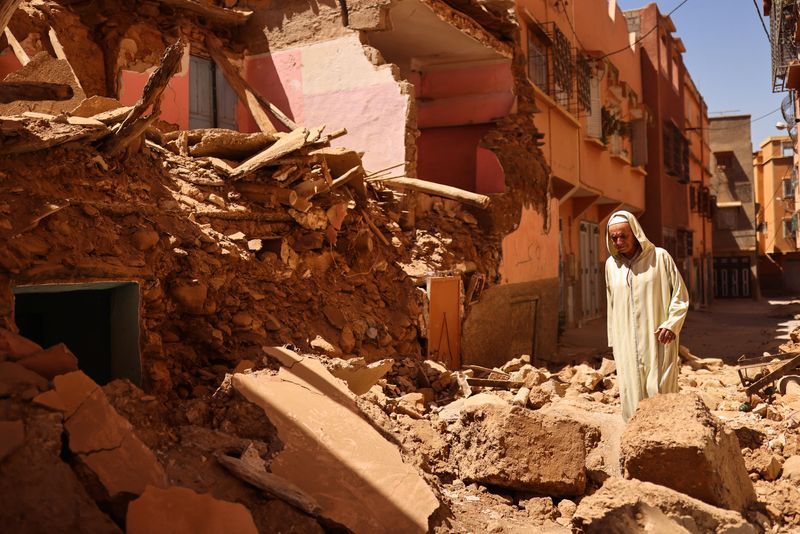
[655,328,675,344]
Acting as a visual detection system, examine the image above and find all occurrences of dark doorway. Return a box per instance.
[13,282,141,385]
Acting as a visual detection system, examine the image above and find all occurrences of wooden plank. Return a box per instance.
[4,26,28,65]
[228,127,308,181]
[216,448,322,516]
[427,276,461,370]
[466,378,524,389]
[378,177,491,209]
[0,0,20,33]
[157,0,252,24]
[0,81,72,103]
[103,39,185,156]
[206,33,278,133]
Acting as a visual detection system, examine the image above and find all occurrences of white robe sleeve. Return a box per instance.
[657,252,689,335]
[605,261,614,348]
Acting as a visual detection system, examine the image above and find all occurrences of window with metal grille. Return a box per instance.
[784,217,795,238]
[527,25,549,94]
[782,141,794,157]
[552,26,573,100]
[576,54,591,112]
[784,177,794,198]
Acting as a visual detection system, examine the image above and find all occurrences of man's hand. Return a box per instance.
[655,328,675,344]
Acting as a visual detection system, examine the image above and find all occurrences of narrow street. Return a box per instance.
[560,297,800,363]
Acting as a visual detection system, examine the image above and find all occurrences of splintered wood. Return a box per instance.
[103,39,185,157]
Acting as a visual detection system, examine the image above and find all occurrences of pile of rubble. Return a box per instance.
[4,321,800,532]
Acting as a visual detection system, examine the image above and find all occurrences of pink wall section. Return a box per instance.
[499,200,560,284]
[243,49,304,132]
[475,147,505,194]
[243,36,408,173]
[0,52,21,79]
[417,125,494,191]
[120,69,189,129]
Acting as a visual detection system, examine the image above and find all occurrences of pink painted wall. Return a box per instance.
[417,124,493,191]
[0,51,22,79]
[416,61,512,192]
[476,147,505,194]
[244,35,408,174]
[499,199,560,284]
[416,63,514,128]
[120,55,190,129]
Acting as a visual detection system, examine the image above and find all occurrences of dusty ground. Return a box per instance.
[560,297,800,363]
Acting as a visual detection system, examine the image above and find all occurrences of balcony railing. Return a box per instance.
[771,0,800,92]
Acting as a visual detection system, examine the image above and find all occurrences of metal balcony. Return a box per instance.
[771,0,800,92]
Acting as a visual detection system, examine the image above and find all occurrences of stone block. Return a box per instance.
[127,485,258,534]
[18,343,79,380]
[0,328,42,361]
[621,393,756,513]
[449,404,586,495]
[233,346,439,533]
[574,477,755,533]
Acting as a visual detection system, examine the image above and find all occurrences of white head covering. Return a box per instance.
[608,214,629,226]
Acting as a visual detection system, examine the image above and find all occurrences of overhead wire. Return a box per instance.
[597,0,691,60]
[752,0,772,44]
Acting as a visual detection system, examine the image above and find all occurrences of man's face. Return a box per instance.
[609,222,637,257]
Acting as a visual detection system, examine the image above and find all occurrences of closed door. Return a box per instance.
[190,56,237,130]
[580,221,601,319]
[714,257,751,298]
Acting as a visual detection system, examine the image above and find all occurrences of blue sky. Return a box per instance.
[617,0,785,149]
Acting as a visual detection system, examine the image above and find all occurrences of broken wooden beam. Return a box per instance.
[206,33,297,133]
[103,39,185,156]
[157,0,253,25]
[235,182,298,207]
[360,209,390,246]
[229,128,309,181]
[377,177,491,209]
[0,81,73,103]
[216,448,322,517]
[466,377,523,389]
[0,0,21,34]
[4,27,28,65]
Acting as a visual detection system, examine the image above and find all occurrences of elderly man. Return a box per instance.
[605,211,689,421]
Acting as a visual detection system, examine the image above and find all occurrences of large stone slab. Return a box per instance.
[52,371,168,500]
[621,393,756,513]
[573,477,756,533]
[17,343,79,380]
[127,485,258,534]
[449,403,587,495]
[232,347,439,533]
[0,328,42,361]
[0,411,120,533]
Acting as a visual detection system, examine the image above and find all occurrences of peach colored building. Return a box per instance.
[684,73,714,308]
[624,3,714,303]
[754,136,800,293]
[518,0,647,329]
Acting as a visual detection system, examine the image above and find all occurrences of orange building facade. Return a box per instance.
[517,0,647,328]
[754,136,800,293]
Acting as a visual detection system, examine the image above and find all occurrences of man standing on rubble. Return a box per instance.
[605,210,689,421]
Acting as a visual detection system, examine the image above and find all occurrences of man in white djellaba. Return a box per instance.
[605,210,689,421]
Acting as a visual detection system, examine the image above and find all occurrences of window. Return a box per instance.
[784,217,795,238]
[576,54,591,112]
[717,207,738,230]
[689,184,698,211]
[663,122,689,182]
[659,36,669,74]
[672,55,680,92]
[189,56,238,130]
[587,74,601,138]
[783,177,795,198]
[631,119,647,167]
[527,24,549,93]
[782,141,794,157]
